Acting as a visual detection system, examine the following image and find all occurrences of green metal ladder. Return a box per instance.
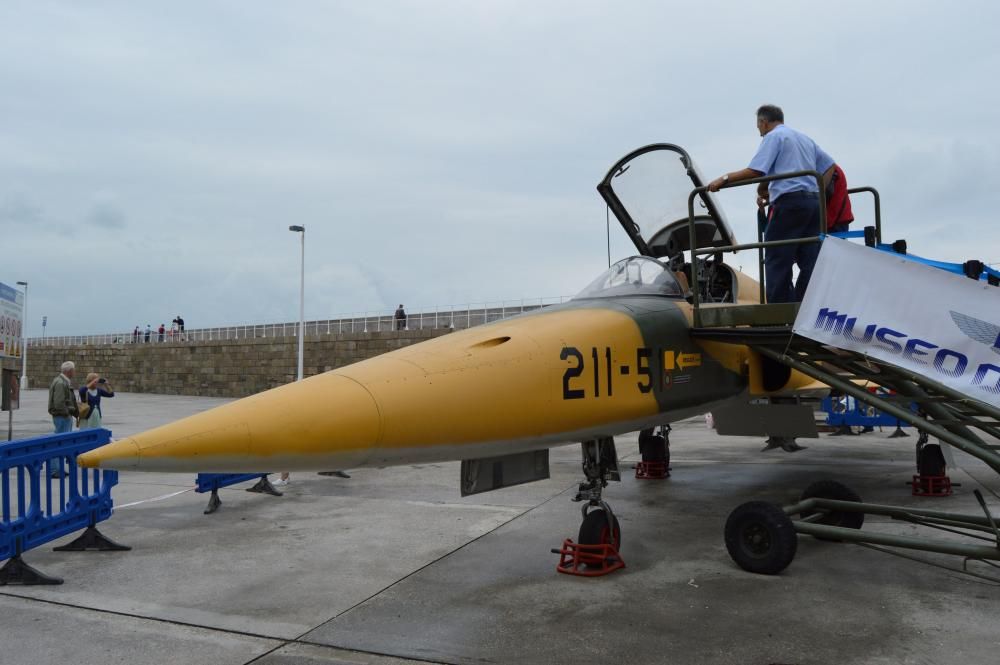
[693,321,1000,476]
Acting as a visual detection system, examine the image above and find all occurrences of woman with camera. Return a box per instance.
[78,373,115,430]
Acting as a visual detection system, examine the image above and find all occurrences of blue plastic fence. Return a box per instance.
[195,473,266,494]
[821,391,913,429]
[1,429,119,562]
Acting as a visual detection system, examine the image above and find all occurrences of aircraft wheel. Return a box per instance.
[578,508,622,568]
[917,444,946,477]
[640,435,668,464]
[799,480,864,540]
[724,501,797,575]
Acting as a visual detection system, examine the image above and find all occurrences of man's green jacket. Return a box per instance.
[48,374,78,418]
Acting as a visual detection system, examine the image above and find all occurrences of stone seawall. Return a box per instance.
[26,330,451,398]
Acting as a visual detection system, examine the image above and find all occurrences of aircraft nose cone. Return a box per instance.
[76,374,382,472]
[78,438,140,469]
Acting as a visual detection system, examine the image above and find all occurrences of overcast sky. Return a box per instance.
[2,1,998,336]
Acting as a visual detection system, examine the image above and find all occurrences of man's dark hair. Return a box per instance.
[756,104,784,123]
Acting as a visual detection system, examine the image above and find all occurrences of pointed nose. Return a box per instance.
[78,374,381,472]
[78,437,140,469]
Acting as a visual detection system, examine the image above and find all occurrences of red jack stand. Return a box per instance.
[553,539,625,576]
[634,461,669,480]
[910,475,953,497]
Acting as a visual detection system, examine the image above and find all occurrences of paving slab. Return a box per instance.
[255,642,436,665]
[4,470,533,639]
[302,421,1000,665]
[3,390,1000,665]
[0,593,281,665]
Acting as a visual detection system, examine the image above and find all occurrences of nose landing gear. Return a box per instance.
[554,437,626,576]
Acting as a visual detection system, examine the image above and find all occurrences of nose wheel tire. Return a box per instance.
[578,507,622,569]
[725,501,797,575]
[579,507,621,547]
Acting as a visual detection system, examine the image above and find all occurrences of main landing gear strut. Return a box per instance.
[910,431,955,497]
[554,437,626,576]
[635,425,671,479]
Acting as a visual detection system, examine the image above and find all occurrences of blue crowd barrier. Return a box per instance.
[1,428,129,585]
[822,393,914,429]
[195,472,277,514]
[195,473,265,494]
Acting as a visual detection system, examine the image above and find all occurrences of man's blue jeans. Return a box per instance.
[764,192,821,303]
[51,416,73,475]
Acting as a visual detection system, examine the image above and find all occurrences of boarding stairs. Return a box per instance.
[692,318,1000,476]
[682,173,1000,477]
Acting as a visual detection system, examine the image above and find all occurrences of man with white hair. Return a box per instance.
[47,361,79,478]
[48,361,79,432]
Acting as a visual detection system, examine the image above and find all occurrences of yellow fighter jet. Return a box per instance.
[79,144,821,551]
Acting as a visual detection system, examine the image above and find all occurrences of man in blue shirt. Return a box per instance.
[708,105,835,303]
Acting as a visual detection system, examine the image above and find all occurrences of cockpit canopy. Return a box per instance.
[574,256,683,300]
[597,143,736,259]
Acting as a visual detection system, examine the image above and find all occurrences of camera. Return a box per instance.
[98,378,107,384]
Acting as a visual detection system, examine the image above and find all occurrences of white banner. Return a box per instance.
[0,282,24,360]
[794,237,1000,409]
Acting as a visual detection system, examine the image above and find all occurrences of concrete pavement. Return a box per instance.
[2,390,999,664]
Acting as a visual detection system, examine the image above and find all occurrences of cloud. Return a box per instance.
[2,1,999,336]
[85,194,127,229]
[0,190,44,227]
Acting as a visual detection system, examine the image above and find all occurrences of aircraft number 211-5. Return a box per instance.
[560,346,701,400]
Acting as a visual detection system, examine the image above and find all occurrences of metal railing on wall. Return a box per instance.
[26,297,572,348]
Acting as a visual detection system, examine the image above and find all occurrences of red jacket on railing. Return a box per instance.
[826,164,854,229]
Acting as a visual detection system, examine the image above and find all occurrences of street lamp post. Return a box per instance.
[289,225,305,382]
[16,281,27,390]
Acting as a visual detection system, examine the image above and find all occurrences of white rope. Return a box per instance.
[114,487,194,509]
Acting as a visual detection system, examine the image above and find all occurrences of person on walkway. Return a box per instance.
[394,304,407,331]
[144,324,151,343]
[158,323,166,342]
[77,373,115,430]
[708,104,835,303]
[132,326,140,343]
[173,314,185,340]
[47,361,79,478]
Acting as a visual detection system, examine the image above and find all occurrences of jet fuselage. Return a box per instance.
[79,294,749,472]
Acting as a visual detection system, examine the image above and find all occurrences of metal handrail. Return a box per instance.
[686,169,827,327]
[846,186,881,243]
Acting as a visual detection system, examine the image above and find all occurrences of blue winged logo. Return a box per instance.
[949,311,1000,355]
